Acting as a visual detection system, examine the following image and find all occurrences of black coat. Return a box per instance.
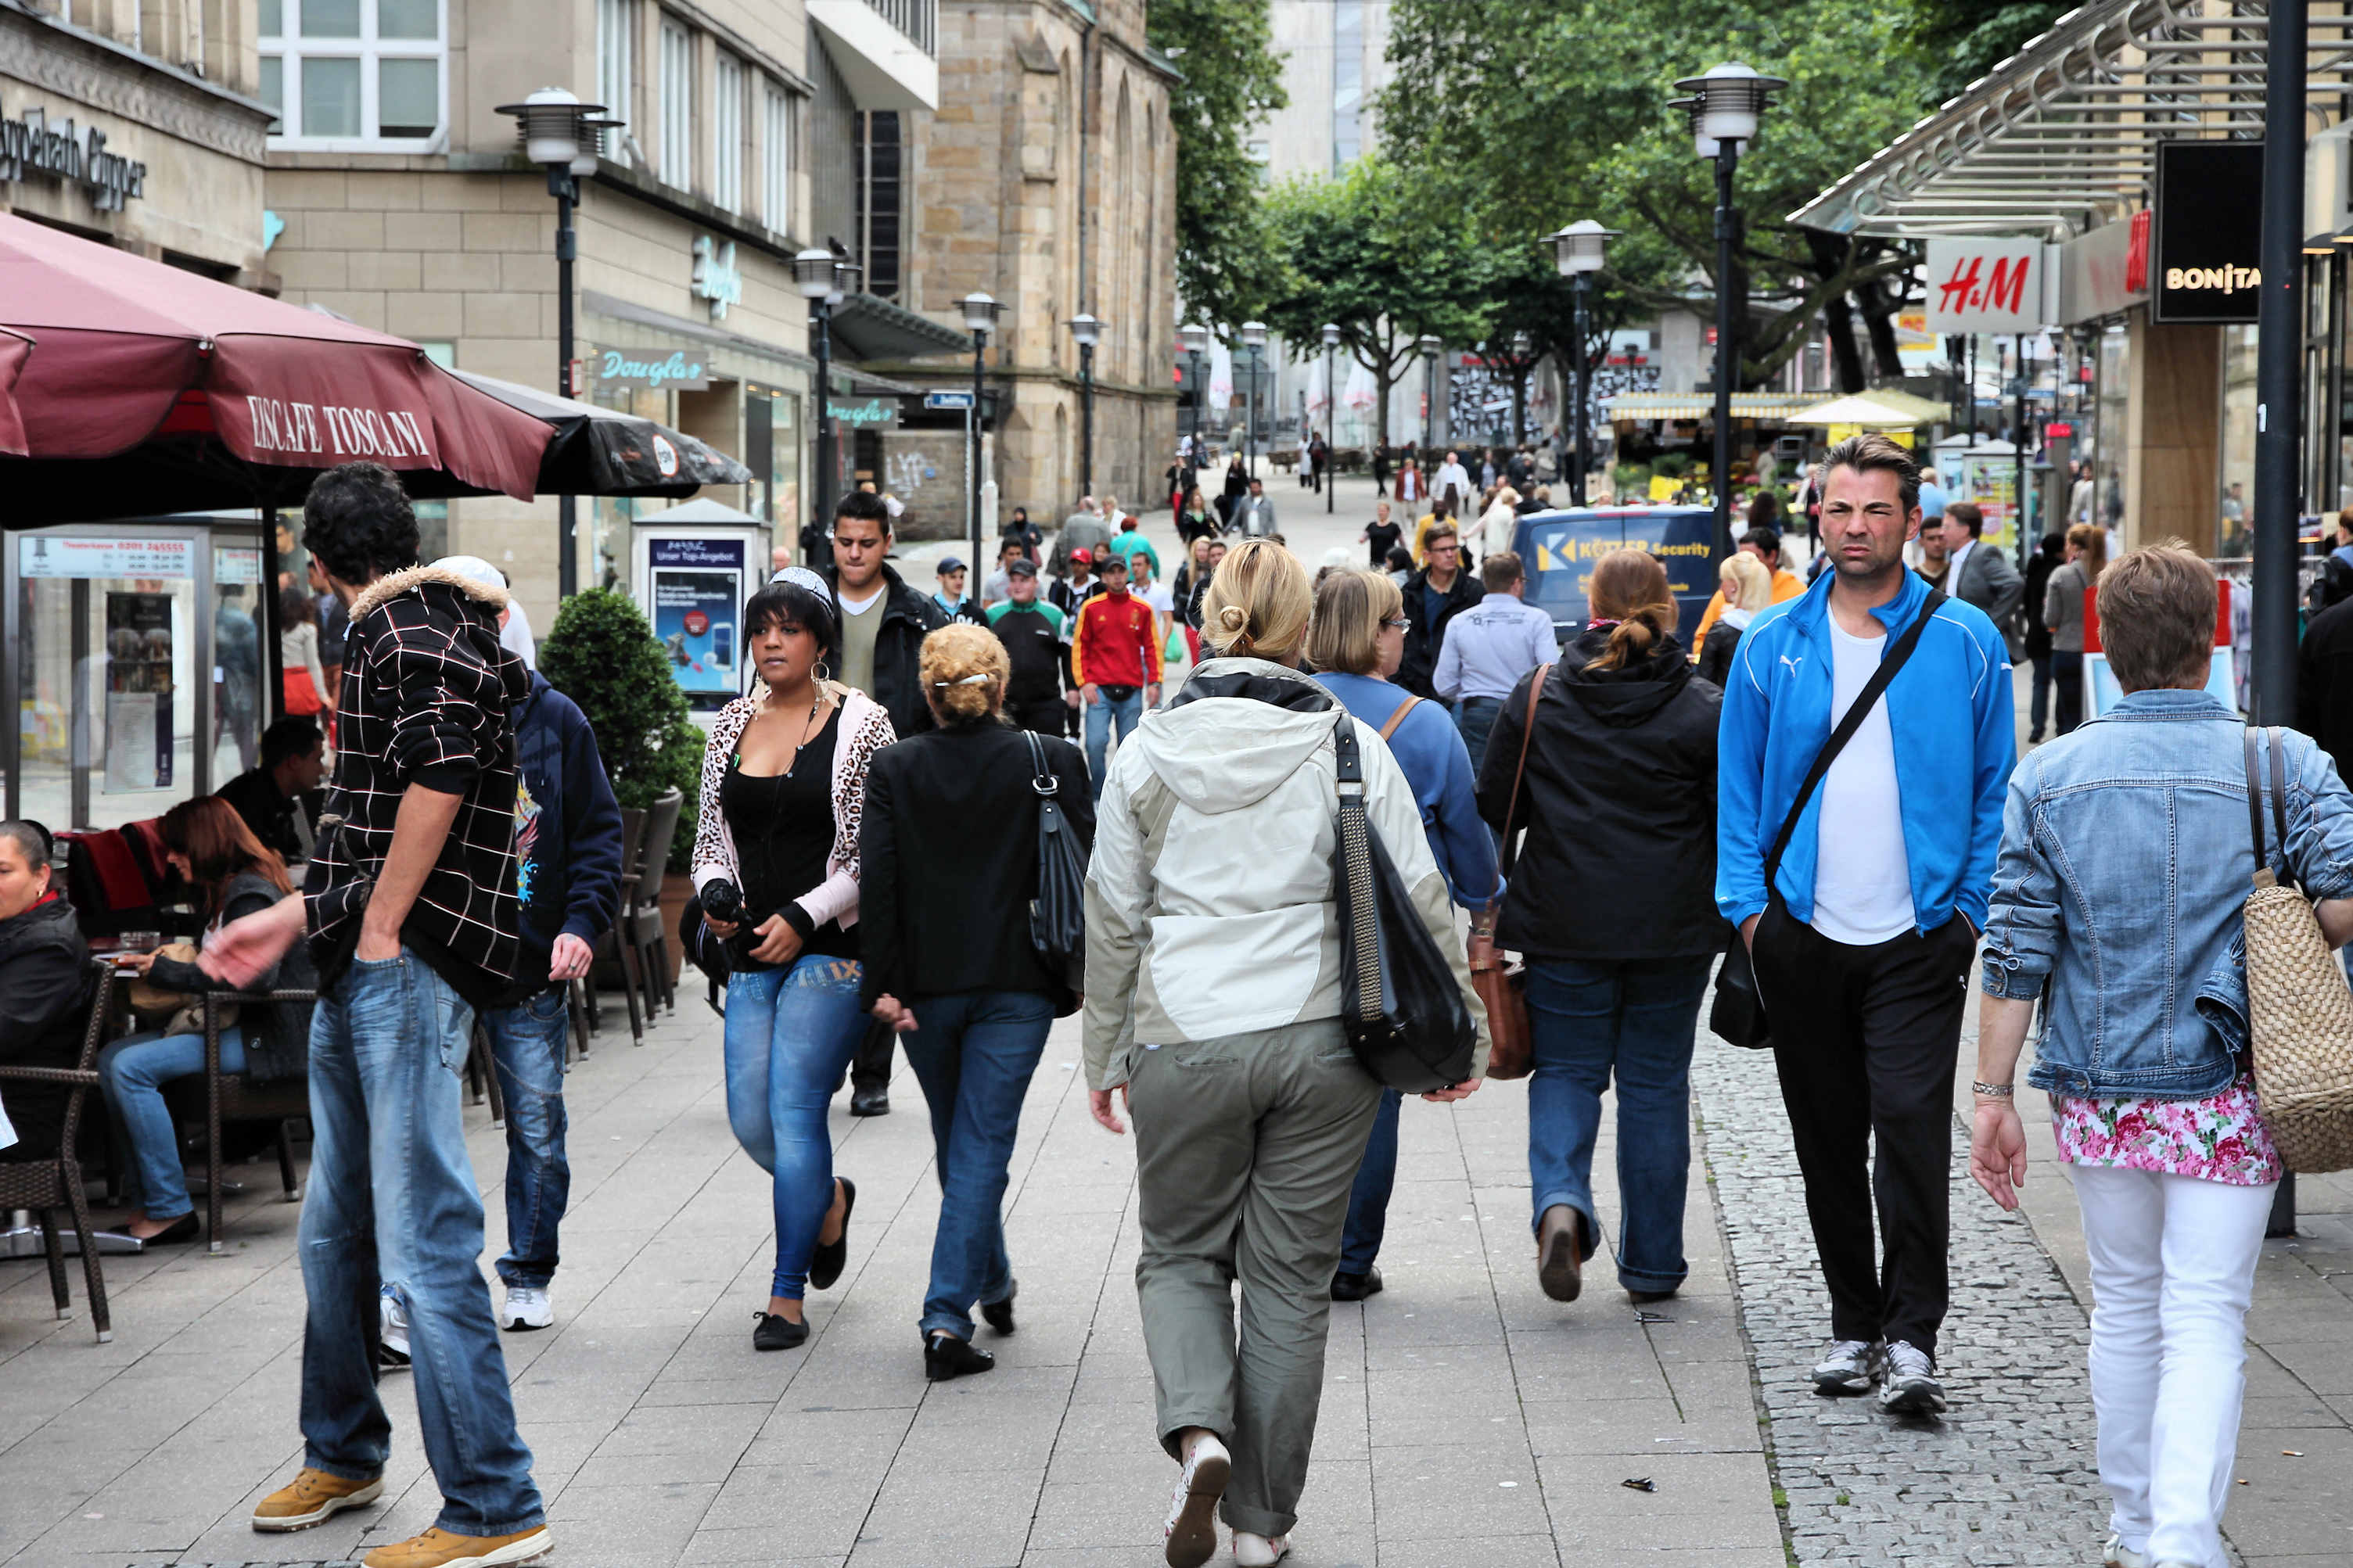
[857,721,1095,1010]
[1397,565,1482,700]
[0,894,95,1158]
[2299,594,2353,785]
[1475,629,1723,961]
[1695,617,1744,689]
[825,562,950,741]
[2023,549,2061,661]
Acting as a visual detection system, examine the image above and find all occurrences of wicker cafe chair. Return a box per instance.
[201,989,315,1255]
[0,960,120,1342]
[623,788,685,1024]
[594,807,650,1046]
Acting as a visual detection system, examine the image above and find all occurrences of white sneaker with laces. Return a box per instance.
[502,1284,554,1331]
[1810,1338,1875,1395]
[2102,1533,2150,1568]
[1233,1530,1289,1566]
[379,1287,411,1370]
[1163,1432,1230,1568]
[1875,1340,1946,1415]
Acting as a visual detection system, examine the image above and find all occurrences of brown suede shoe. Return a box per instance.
[250,1466,383,1531]
[1537,1204,1585,1303]
[361,1525,553,1568]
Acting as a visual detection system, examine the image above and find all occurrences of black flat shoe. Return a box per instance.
[1331,1267,1383,1302]
[113,1212,202,1247]
[809,1178,856,1291]
[850,1086,890,1117]
[981,1280,1017,1336]
[1537,1205,1584,1303]
[753,1311,809,1351]
[925,1332,996,1382]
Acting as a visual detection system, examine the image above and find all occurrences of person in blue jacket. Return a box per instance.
[1309,567,1502,1301]
[433,557,626,1340]
[1715,434,2013,1419]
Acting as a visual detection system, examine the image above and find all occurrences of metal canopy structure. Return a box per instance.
[1791,0,2353,238]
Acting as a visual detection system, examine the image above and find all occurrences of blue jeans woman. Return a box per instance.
[98,1024,249,1230]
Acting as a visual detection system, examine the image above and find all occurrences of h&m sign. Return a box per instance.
[0,106,145,212]
[1924,239,2057,334]
[2153,141,2264,325]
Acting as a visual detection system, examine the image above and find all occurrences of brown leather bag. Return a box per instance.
[1471,667,1548,1080]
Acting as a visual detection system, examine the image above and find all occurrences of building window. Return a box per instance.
[598,0,636,147]
[713,51,743,213]
[659,17,694,192]
[763,81,792,231]
[854,110,900,300]
[262,0,445,149]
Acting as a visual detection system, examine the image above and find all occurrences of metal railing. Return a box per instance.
[861,0,935,54]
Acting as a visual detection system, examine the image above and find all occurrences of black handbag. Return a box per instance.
[1331,711,1478,1091]
[1024,730,1088,1015]
[1709,588,1948,1050]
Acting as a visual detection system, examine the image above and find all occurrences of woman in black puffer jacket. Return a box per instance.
[1476,548,1722,1311]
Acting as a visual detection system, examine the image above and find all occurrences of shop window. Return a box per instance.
[598,0,638,149]
[659,17,694,192]
[713,51,744,213]
[264,0,444,149]
[763,81,792,231]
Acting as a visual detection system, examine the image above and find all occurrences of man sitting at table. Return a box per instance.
[0,819,94,1163]
[215,716,327,864]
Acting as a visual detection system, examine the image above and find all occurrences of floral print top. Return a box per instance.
[2049,1078,2284,1186]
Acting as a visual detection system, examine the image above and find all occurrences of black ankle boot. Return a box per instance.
[925,1333,997,1382]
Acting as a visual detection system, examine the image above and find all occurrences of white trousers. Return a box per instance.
[2072,1165,2275,1568]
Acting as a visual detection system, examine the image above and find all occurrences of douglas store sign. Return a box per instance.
[595,346,710,391]
[2153,140,2262,325]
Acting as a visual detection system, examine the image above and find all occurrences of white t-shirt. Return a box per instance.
[838,583,885,616]
[1809,618,1915,945]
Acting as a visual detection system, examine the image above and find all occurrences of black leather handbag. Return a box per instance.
[1331,711,1478,1091]
[1024,730,1089,1015]
[1708,588,1948,1050]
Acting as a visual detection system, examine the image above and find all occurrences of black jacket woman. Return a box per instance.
[1476,548,1722,1308]
[100,796,315,1244]
[860,624,1094,1382]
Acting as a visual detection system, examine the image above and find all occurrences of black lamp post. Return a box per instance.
[1321,322,1341,513]
[793,247,843,547]
[960,292,1003,596]
[1240,321,1267,478]
[1548,220,1619,508]
[1179,322,1209,465]
[1417,334,1442,458]
[1068,312,1101,504]
[1671,61,1784,561]
[497,86,607,597]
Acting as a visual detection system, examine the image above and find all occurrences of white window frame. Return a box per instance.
[262,0,448,154]
[597,0,638,149]
[762,79,793,233]
[659,16,695,193]
[713,50,743,213]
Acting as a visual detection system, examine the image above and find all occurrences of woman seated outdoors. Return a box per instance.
[99,796,316,1244]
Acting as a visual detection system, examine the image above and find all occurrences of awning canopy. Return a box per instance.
[1791,0,2351,238]
[829,292,972,362]
[1795,390,1949,427]
[1604,393,1820,422]
[449,369,752,497]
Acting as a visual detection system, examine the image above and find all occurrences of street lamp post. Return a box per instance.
[1179,322,1209,465]
[496,87,607,597]
[793,248,842,550]
[959,292,1004,601]
[1549,220,1619,508]
[1321,323,1341,514]
[1067,313,1101,504]
[1240,321,1268,478]
[1672,61,1784,562]
[1417,334,1442,459]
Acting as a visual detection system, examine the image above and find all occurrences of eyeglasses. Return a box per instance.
[1381,618,1409,631]
[1430,543,1460,554]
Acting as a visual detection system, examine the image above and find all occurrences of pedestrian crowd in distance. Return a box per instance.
[4,427,2333,1568]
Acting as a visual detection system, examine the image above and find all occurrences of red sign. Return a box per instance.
[2124,210,2152,295]
[684,609,710,637]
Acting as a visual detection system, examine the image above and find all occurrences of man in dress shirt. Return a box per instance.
[1432,552,1557,773]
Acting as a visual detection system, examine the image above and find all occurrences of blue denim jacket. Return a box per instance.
[1980,689,2353,1099]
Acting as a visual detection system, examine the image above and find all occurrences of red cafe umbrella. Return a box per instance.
[0,212,555,524]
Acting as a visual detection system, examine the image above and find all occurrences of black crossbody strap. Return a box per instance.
[1761,588,1949,892]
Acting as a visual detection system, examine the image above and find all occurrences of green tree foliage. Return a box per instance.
[1149,0,1288,328]
[1379,0,1936,390]
[1907,0,2070,101]
[1259,159,1492,444]
[538,587,704,873]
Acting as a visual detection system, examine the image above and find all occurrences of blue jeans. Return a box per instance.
[97,1025,248,1220]
[1454,695,1504,776]
[1525,956,1712,1296]
[483,985,571,1289]
[1084,687,1145,799]
[897,989,1055,1341]
[297,949,543,1538]
[1337,1086,1403,1275]
[723,955,868,1300]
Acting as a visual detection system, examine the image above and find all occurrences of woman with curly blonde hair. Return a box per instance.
[860,623,1094,1381]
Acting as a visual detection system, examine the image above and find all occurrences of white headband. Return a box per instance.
[770,566,829,597]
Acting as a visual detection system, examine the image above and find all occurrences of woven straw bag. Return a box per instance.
[2242,727,2353,1174]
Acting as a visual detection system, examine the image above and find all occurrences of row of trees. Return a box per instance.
[1158,0,2072,406]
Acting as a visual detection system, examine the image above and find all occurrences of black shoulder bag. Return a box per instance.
[1331,711,1478,1091]
[1024,730,1089,1016]
[1709,589,1948,1050]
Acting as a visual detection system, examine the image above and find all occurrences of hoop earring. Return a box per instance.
[813,659,831,686]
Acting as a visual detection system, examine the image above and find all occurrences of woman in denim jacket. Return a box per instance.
[1973,544,2353,1568]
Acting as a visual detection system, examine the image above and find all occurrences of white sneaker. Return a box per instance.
[1163,1432,1230,1568]
[1234,1530,1289,1566]
[1875,1340,1946,1416]
[1810,1338,1875,1395]
[379,1287,410,1370]
[501,1283,554,1331]
[2103,1534,2150,1568]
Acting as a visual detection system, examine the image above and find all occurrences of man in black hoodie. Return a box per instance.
[822,489,948,1115]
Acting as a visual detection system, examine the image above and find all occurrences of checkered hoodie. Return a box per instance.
[302,564,530,1005]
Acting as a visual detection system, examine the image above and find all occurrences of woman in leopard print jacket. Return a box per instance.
[692,572,896,1353]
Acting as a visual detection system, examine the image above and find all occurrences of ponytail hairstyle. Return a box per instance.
[1200,538,1312,662]
[2066,521,2107,582]
[918,623,1010,727]
[1584,549,1679,672]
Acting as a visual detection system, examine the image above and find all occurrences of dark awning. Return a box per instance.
[829,292,972,362]
[448,369,752,497]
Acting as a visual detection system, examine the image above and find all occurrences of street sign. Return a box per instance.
[925,390,976,410]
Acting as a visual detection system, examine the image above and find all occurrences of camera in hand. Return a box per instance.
[702,880,743,924]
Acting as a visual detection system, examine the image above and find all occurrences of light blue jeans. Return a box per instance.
[723,955,869,1299]
[483,985,571,1289]
[298,949,544,1538]
[96,1025,249,1220]
[1084,687,1145,799]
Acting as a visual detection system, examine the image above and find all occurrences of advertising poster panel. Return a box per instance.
[648,537,745,701]
[1514,506,1719,645]
[104,591,174,791]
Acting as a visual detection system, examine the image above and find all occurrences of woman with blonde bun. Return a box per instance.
[1084,538,1488,1568]
[860,623,1094,1383]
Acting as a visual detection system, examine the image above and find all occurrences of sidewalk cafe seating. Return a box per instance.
[198,989,314,1254]
[0,959,120,1341]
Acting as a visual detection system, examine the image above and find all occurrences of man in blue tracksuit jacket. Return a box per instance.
[1715,434,2014,1419]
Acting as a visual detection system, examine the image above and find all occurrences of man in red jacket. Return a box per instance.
[1069,552,1162,799]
